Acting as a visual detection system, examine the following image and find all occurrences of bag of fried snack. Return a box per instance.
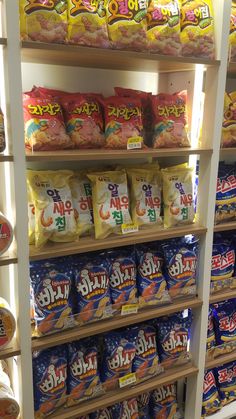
[27,179,35,244]
[20,0,68,43]
[229,1,236,62]
[180,0,215,59]
[147,0,181,56]
[221,92,236,148]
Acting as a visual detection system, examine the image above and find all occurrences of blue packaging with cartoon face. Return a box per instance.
[202,369,221,416]
[150,382,179,419]
[133,324,160,381]
[215,162,236,223]
[212,299,236,345]
[215,361,236,406]
[211,235,235,293]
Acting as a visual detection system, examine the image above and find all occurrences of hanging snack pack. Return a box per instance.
[206,307,216,352]
[229,1,236,62]
[87,170,132,239]
[215,163,236,224]
[136,244,170,307]
[221,92,236,148]
[133,324,161,381]
[180,0,215,59]
[67,338,102,406]
[61,94,105,149]
[23,94,72,151]
[147,0,181,56]
[0,298,16,350]
[213,300,236,347]
[19,0,68,43]
[33,345,67,418]
[151,91,190,149]
[162,165,194,228]
[127,168,162,228]
[150,382,181,419]
[137,393,150,418]
[68,0,109,48]
[215,361,236,406]
[162,237,198,299]
[27,170,77,247]
[0,108,6,153]
[202,369,221,417]
[0,213,13,257]
[210,236,235,293]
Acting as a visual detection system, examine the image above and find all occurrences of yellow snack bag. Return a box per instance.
[20,0,68,43]
[180,0,215,59]
[221,92,236,148]
[127,168,162,227]
[68,0,109,48]
[69,172,94,237]
[27,180,35,245]
[27,170,77,247]
[162,166,195,228]
[87,170,132,239]
[147,0,181,55]
[229,1,236,62]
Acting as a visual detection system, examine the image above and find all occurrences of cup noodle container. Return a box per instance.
[0,298,16,350]
[0,367,20,418]
[0,213,13,257]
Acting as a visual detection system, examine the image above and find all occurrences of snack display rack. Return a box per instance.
[0,1,235,418]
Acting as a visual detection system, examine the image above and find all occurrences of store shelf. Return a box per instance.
[50,363,198,419]
[209,287,236,304]
[31,297,202,351]
[214,222,236,232]
[0,253,17,266]
[206,350,236,369]
[29,224,207,261]
[0,339,20,360]
[207,400,236,419]
[220,147,236,154]
[0,38,7,46]
[0,154,13,162]
[21,41,220,73]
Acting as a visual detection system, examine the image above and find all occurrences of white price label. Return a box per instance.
[119,373,136,388]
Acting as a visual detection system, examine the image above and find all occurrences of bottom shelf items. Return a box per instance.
[207,400,236,419]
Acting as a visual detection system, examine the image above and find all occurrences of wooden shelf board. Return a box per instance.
[50,363,198,419]
[25,147,213,162]
[0,154,13,162]
[220,147,236,153]
[29,224,207,261]
[214,222,236,232]
[210,287,236,304]
[32,297,202,351]
[0,340,20,360]
[206,350,236,370]
[0,253,17,266]
[0,38,7,46]
[21,41,220,73]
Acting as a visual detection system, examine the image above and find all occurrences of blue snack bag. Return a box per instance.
[150,382,181,419]
[162,236,198,299]
[67,338,102,407]
[30,259,74,337]
[215,162,236,224]
[33,345,67,418]
[136,244,170,307]
[74,255,112,325]
[215,361,236,406]
[90,403,122,419]
[120,398,139,419]
[212,299,236,345]
[137,393,150,418]
[211,236,235,293]
[202,369,221,416]
[206,306,216,352]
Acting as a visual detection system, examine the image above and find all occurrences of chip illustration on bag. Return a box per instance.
[211,236,235,293]
[212,299,236,345]
[215,163,236,223]
[133,324,161,381]
[202,369,221,416]
[215,361,236,406]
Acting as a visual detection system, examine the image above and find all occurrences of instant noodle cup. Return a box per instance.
[0,373,20,419]
[68,0,109,48]
[215,163,236,224]
[162,165,195,228]
[0,298,16,350]
[180,0,215,59]
[229,2,236,63]
[19,0,68,43]
[221,92,236,148]
[0,213,13,257]
[150,382,181,419]
[23,94,73,151]
[27,170,77,247]
[151,91,190,148]
[147,0,181,56]
[103,97,144,150]
[87,170,132,239]
[202,369,221,417]
[27,180,35,245]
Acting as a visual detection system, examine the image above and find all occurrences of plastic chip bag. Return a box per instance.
[206,307,216,352]
[215,163,236,224]
[202,369,221,417]
[210,236,235,294]
[133,324,161,381]
[27,180,35,244]
[221,92,236,148]
[215,361,236,406]
[150,382,181,419]
[229,2,236,63]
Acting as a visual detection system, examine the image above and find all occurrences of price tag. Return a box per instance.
[121,304,138,316]
[121,223,138,235]
[127,137,142,150]
[119,373,136,388]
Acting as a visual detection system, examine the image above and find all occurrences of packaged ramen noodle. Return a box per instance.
[162,165,195,228]
[103,97,144,149]
[180,0,215,59]
[229,2,236,62]
[0,213,13,257]
[151,91,190,148]
[215,162,236,224]
[106,0,147,51]
[221,92,236,148]
[69,172,94,236]
[87,170,132,239]
[27,180,35,244]
[202,369,221,417]
[147,0,181,56]
[20,0,68,43]
[68,0,109,48]
[27,170,77,247]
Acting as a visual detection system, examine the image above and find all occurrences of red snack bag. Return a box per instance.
[37,87,69,100]
[23,95,73,151]
[151,90,190,148]
[103,96,144,149]
[61,94,105,149]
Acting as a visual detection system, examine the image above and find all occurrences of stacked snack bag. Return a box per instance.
[215,162,236,224]
[210,233,235,294]
[221,92,236,148]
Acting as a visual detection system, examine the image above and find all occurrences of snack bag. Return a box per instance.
[151,91,190,148]
[127,168,162,228]
[161,237,198,299]
[210,236,235,293]
[33,345,67,418]
[133,324,161,381]
[229,2,236,62]
[101,328,138,391]
[215,162,236,224]
[206,307,216,352]
[221,92,236,148]
[67,338,102,406]
[90,404,122,418]
[20,0,67,43]
[147,0,181,56]
[180,0,215,59]
[150,382,181,419]
[87,170,132,239]
[30,259,74,336]
[36,86,69,99]
[69,172,94,237]
[61,94,105,149]
[215,361,236,406]
[120,399,139,419]
[106,0,147,51]
[28,180,35,244]
[74,255,112,324]
[23,94,72,151]
[107,247,137,311]
[68,0,109,48]
[27,170,77,247]
[137,393,150,418]
[136,244,170,307]
[212,300,236,346]
[155,310,192,368]
[202,369,221,417]
[162,165,194,228]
